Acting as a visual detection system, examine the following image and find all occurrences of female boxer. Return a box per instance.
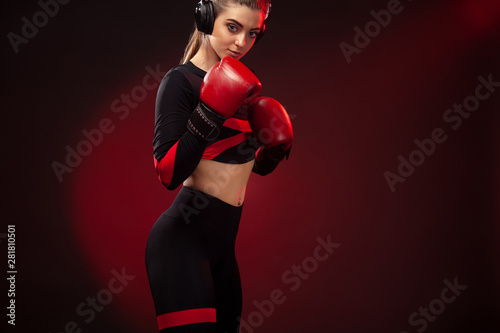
[145,1,293,332]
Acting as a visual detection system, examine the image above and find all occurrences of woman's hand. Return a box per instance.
[248,96,294,161]
[187,57,262,141]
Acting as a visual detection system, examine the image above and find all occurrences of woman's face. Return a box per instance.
[209,3,266,60]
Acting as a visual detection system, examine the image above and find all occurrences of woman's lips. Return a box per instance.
[228,50,241,57]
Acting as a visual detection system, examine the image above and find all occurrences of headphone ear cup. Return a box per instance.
[254,23,266,44]
[195,0,215,35]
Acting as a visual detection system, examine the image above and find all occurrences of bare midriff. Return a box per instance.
[183,158,255,207]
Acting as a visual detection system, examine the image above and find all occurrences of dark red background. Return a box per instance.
[2,0,499,332]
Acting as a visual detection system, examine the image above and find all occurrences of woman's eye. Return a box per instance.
[227,24,237,32]
[249,31,257,38]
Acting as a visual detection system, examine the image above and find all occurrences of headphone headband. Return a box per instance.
[195,0,271,43]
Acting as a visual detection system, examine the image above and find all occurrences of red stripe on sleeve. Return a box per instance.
[154,141,179,187]
[157,308,216,330]
[224,118,252,132]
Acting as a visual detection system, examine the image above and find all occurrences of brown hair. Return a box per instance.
[180,0,270,64]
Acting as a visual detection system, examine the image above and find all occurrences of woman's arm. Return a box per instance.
[153,58,263,190]
[152,68,209,190]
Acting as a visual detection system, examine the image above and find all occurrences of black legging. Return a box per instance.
[145,186,243,332]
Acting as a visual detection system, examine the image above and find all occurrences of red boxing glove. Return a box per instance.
[248,96,294,161]
[201,57,262,117]
[188,57,262,141]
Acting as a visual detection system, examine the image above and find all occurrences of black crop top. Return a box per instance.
[152,61,280,190]
[153,61,257,164]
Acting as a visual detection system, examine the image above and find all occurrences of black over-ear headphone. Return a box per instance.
[195,0,271,43]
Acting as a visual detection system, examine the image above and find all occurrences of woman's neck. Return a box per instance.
[190,41,220,72]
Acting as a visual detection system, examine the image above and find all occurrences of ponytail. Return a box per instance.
[180,25,206,64]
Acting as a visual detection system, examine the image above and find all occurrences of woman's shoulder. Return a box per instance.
[162,61,205,91]
[174,61,206,76]
[167,61,205,81]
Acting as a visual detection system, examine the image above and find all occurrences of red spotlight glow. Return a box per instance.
[68,72,166,331]
[460,0,500,33]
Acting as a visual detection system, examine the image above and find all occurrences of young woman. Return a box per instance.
[145,1,293,332]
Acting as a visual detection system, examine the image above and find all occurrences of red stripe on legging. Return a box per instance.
[157,308,216,330]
